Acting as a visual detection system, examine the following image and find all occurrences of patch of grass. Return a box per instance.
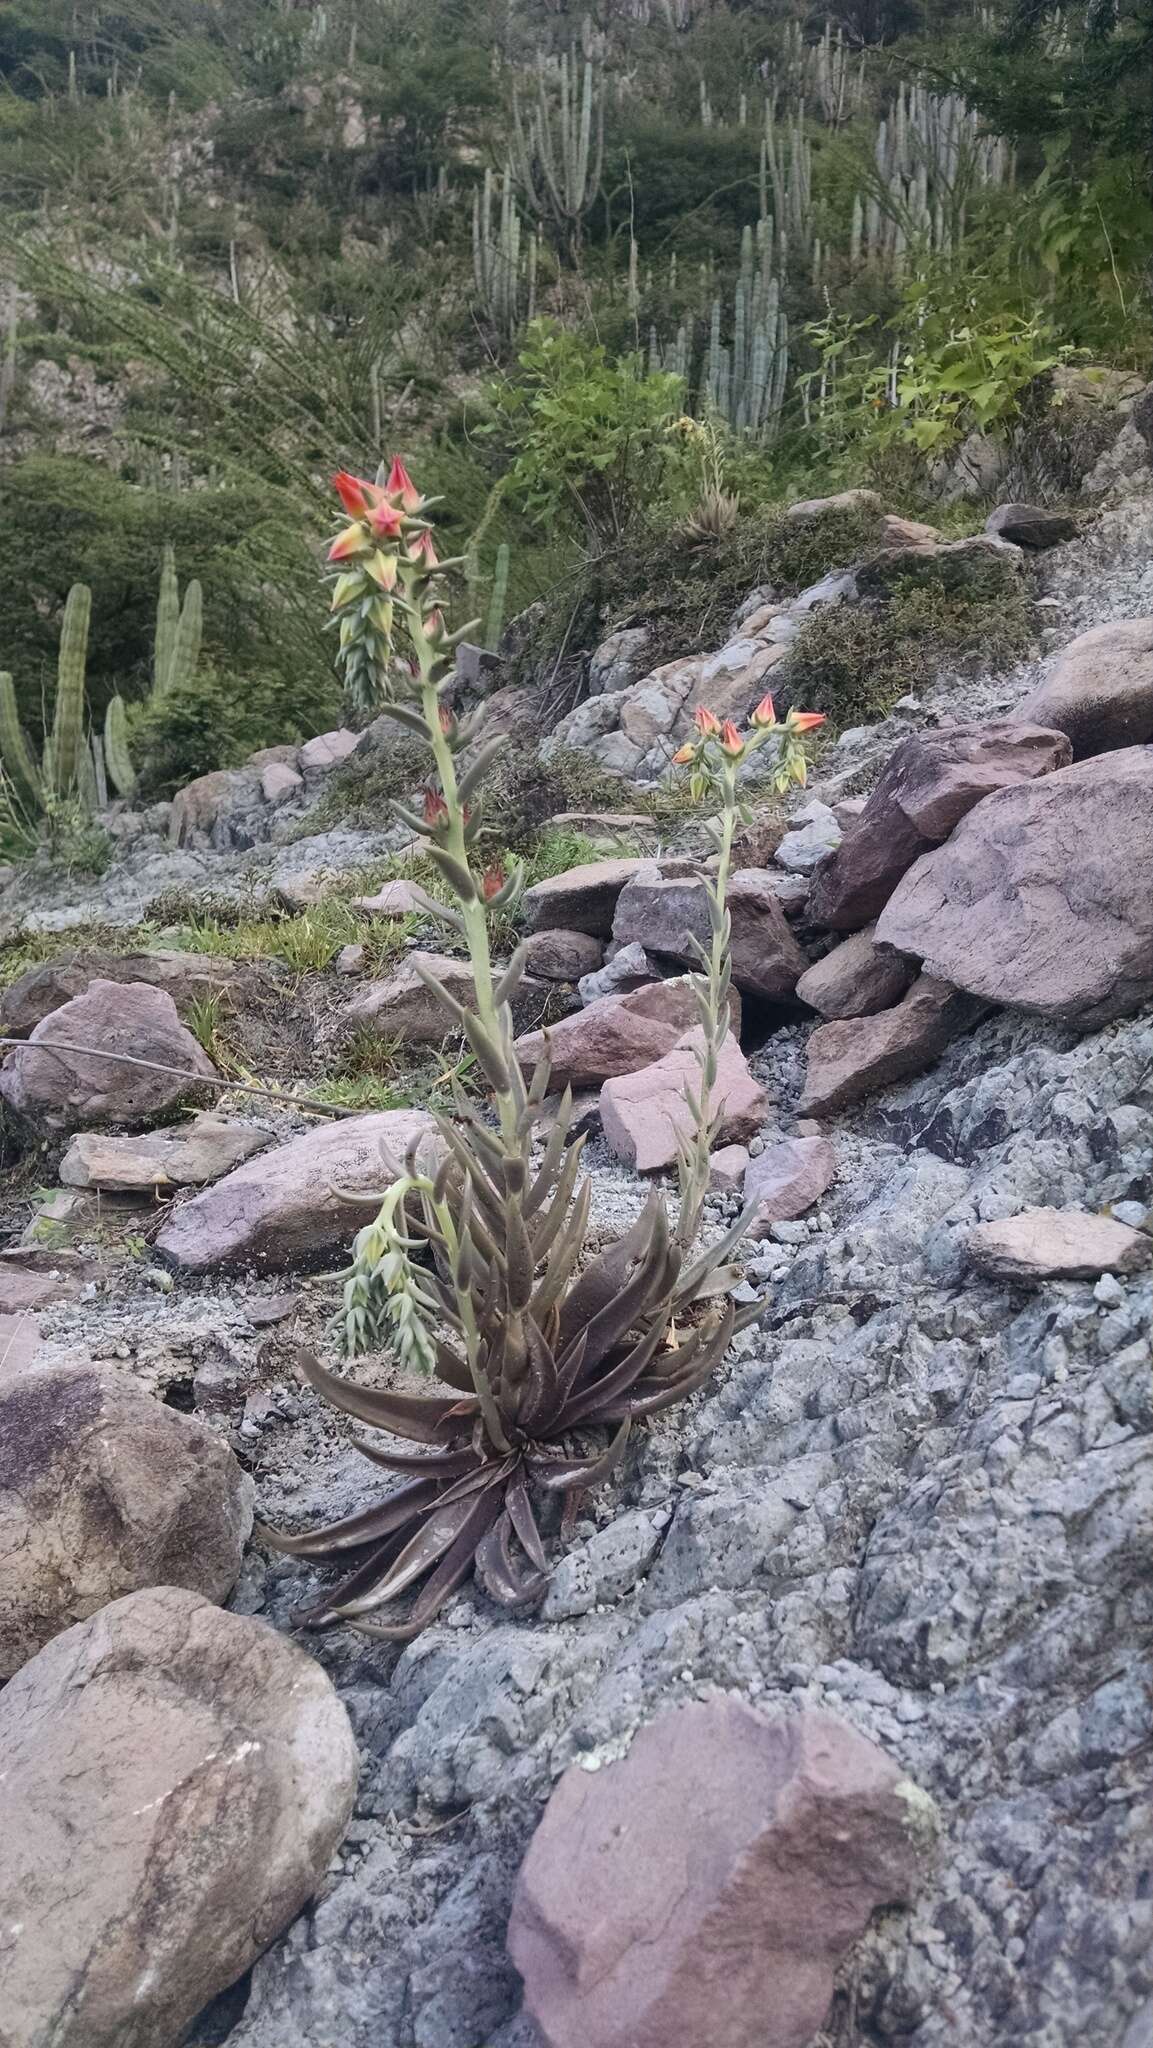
[781,578,1034,732]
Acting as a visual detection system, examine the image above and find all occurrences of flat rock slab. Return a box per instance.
[0,1586,358,2048]
[0,978,219,1132]
[967,1208,1153,1283]
[0,1248,98,1314]
[797,925,916,1019]
[60,1114,272,1191]
[524,858,696,938]
[775,801,842,875]
[508,1698,933,2048]
[1015,616,1153,757]
[0,949,242,1038]
[745,1135,837,1237]
[600,1030,766,1171]
[155,1108,441,1272]
[809,721,1072,931]
[800,977,987,1117]
[0,1362,253,1679]
[874,747,1153,1026]
[351,877,434,917]
[0,1314,40,1380]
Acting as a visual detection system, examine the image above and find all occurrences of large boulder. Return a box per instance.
[0,979,218,1131]
[522,929,605,982]
[612,866,807,1002]
[60,1113,271,1191]
[600,1030,766,1171]
[0,949,242,1038]
[508,1699,932,2048]
[796,925,917,1018]
[1015,617,1153,757]
[808,721,1073,931]
[0,1586,359,2048]
[155,1108,441,1272]
[0,1363,253,1679]
[874,748,1153,1027]
[799,977,987,1117]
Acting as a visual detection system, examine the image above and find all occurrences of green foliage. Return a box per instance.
[0,583,93,834]
[483,322,686,548]
[131,662,334,798]
[783,577,1034,731]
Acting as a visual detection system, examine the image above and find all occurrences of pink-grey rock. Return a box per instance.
[774,800,842,874]
[260,759,304,803]
[351,877,433,917]
[0,949,241,1037]
[0,1314,39,1381]
[709,1143,751,1193]
[796,925,917,1018]
[1015,616,1153,756]
[0,1586,359,2048]
[508,1698,932,2048]
[515,981,715,1092]
[809,721,1072,930]
[799,976,986,1116]
[744,1135,837,1237]
[0,1249,100,1314]
[612,865,807,1000]
[0,979,218,1132]
[59,1114,271,1192]
[0,1363,254,1679]
[985,502,1078,549]
[874,748,1153,1026]
[878,514,942,545]
[298,727,359,773]
[967,1207,1153,1283]
[522,928,605,982]
[155,1108,441,1272]
[343,951,474,1040]
[600,1030,766,1171]
[335,943,366,975]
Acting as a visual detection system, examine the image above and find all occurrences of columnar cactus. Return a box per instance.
[510,51,604,257]
[704,217,789,439]
[104,548,204,798]
[853,84,1012,275]
[0,582,92,811]
[472,167,537,340]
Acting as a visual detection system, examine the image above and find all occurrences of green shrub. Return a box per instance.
[782,579,1034,732]
[131,662,335,797]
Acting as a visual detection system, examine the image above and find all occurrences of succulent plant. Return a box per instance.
[261,457,802,1638]
[0,582,91,813]
[104,546,204,799]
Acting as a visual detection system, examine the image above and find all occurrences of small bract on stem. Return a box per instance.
[670,695,826,1248]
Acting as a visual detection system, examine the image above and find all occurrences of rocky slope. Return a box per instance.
[0,478,1150,2048]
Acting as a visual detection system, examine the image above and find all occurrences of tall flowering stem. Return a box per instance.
[672,695,825,1248]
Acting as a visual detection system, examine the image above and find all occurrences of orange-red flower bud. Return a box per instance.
[671,742,696,766]
[327,522,367,562]
[790,710,827,732]
[751,692,777,729]
[369,499,405,541]
[422,788,449,827]
[481,864,506,901]
[385,457,422,513]
[333,470,372,517]
[693,705,721,737]
[719,720,745,758]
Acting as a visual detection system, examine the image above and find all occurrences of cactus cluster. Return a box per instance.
[472,168,538,341]
[0,583,92,817]
[853,84,1013,277]
[510,51,604,256]
[103,545,203,798]
[704,217,789,439]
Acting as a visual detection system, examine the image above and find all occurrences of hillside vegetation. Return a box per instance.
[0,0,1148,804]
